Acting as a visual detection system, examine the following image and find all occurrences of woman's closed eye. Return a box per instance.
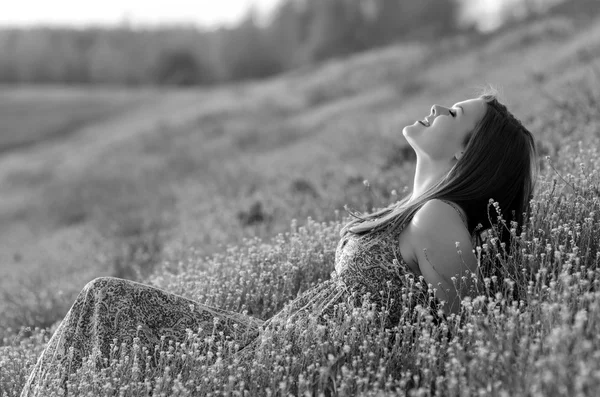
[449,109,457,117]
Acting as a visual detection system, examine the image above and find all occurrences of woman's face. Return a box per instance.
[402,98,487,161]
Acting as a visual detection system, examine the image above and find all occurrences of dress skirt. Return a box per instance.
[20,277,265,397]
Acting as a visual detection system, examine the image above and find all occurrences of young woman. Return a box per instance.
[21,90,537,396]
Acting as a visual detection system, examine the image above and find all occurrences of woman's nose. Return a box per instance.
[431,104,448,116]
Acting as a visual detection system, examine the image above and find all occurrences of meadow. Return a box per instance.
[1,12,600,396]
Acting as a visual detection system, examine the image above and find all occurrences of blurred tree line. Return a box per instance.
[0,0,461,85]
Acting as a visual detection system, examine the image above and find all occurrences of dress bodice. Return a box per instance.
[332,225,416,293]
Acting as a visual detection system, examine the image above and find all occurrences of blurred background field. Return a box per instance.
[1,0,600,339]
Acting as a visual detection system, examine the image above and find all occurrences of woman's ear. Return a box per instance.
[454,151,464,161]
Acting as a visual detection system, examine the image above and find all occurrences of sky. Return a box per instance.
[0,0,282,28]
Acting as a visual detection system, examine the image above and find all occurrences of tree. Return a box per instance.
[219,9,283,81]
[154,48,213,86]
[304,0,370,61]
[367,0,459,44]
[267,0,306,68]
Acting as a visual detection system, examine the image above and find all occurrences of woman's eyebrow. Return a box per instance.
[454,105,465,115]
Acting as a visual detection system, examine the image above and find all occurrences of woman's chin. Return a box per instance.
[403,121,424,136]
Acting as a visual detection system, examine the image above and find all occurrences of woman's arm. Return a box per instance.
[405,199,479,316]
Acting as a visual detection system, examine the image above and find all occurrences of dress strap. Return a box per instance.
[439,199,469,230]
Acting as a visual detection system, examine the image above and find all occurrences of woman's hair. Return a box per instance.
[340,88,538,254]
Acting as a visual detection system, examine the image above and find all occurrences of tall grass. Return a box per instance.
[3,122,600,395]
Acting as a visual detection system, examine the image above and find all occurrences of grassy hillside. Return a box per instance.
[2,13,600,396]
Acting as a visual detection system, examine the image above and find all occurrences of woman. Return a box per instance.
[21,90,537,396]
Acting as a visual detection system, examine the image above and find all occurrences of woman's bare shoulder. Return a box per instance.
[400,199,474,268]
[410,199,468,233]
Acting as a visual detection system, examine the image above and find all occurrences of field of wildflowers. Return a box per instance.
[2,13,600,397]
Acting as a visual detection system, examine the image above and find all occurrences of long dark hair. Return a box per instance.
[340,89,538,254]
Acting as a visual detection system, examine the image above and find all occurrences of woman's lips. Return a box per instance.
[418,120,430,127]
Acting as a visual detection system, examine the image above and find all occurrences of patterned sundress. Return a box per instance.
[21,200,471,396]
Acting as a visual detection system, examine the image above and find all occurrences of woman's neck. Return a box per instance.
[409,156,452,204]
